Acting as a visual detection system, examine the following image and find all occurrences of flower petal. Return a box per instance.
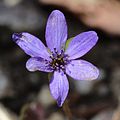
[49,71,69,107]
[65,31,98,60]
[45,10,67,52]
[66,60,99,80]
[12,32,50,60]
[26,57,53,72]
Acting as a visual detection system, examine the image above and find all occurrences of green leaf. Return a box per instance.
[65,37,74,50]
[48,73,53,80]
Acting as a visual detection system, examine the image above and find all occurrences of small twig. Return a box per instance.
[62,99,73,120]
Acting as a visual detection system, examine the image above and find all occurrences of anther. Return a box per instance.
[49,48,69,72]
[54,48,58,54]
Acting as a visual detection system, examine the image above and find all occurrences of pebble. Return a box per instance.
[0,1,45,31]
[91,109,114,120]
[0,104,17,120]
[0,67,12,98]
[47,112,65,120]
[37,85,55,107]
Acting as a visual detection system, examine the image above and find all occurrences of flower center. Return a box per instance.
[49,48,69,72]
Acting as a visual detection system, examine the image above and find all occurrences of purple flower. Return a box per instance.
[12,10,99,107]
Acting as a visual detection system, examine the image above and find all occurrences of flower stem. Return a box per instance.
[62,99,73,120]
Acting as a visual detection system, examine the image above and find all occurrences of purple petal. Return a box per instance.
[45,10,67,52]
[26,57,53,72]
[12,32,50,60]
[65,31,98,60]
[49,71,69,107]
[66,60,99,80]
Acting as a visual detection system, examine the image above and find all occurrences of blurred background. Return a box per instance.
[0,0,120,120]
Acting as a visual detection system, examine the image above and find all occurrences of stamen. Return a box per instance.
[49,49,69,72]
[54,48,58,54]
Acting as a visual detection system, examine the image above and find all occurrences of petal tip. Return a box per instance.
[90,66,99,80]
[89,31,98,40]
[86,31,99,46]
[51,10,63,15]
[57,97,63,107]
[88,31,97,35]
[87,30,98,36]
[86,65,100,80]
[12,33,22,42]
[50,10,65,20]
[94,67,100,79]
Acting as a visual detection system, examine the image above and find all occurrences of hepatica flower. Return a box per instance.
[12,10,99,107]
